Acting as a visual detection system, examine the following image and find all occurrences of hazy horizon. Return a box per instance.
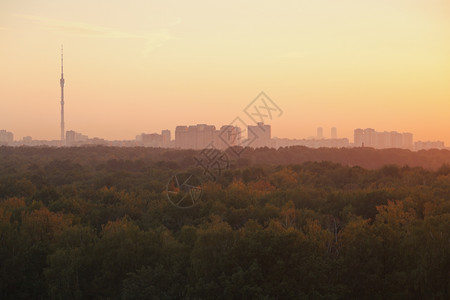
[1,0,449,143]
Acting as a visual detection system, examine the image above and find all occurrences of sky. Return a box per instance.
[1,0,449,143]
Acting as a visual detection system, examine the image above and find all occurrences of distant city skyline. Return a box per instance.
[1,124,447,152]
[1,122,446,146]
[1,1,449,144]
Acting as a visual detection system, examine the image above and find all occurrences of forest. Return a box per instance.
[0,145,449,299]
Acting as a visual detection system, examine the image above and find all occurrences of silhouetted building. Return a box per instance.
[161,130,171,147]
[192,124,216,150]
[415,141,445,151]
[376,131,390,149]
[141,133,162,146]
[136,130,172,147]
[175,126,189,149]
[86,137,107,146]
[331,127,337,139]
[317,127,323,139]
[175,124,216,149]
[173,124,243,149]
[66,131,75,145]
[248,122,271,148]
[216,125,241,149]
[272,137,349,149]
[390,131,403,148]
[22,136,32,144]
[364,128,377,148]
[66,130,88,146]
[0,130,13,145]
[355,128,376,147]
[354,128,413,149]
[403,133,413,150]
[354,129,364,147]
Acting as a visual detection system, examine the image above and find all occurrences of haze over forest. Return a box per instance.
[1,146,450,299]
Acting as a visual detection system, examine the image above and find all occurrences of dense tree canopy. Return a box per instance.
[0,146,449,299]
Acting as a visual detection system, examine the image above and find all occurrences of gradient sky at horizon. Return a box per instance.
[1,0,449,144]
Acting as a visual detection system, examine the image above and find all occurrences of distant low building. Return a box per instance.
[141,133,162,147]
[136,130,172,148]
[66,130,88,146]
[85,137,108,146]
[22,136,33,144]
[272,137,350,149]
[415,141,445,151]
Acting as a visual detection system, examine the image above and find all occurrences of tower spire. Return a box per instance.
[61,45,64,74]
[60,45,65,144]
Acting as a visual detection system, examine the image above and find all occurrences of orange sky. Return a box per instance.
[1,0,449,144]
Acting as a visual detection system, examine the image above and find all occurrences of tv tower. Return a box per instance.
[60,45,65,143]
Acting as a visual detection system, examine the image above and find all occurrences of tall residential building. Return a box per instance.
[390,131,403,148]
[354,129,364,147]
[174,124,242,150]
[354,128,414,149]
[354,128,377,147]
[66,130,88,146]
[331,127,337,139]
[65,130,76,145]
[161,130,171,147]
[402,133,413,150]
[187,126,197,149]
[0,130,14,145]
[366,128,377,148]
[376,131,390,149]
[216,125,241,149]
[317,127,323,139]
[175,126,188,148]
[174,124,216,149]
[194,124,216,150]
[248,122,271,148]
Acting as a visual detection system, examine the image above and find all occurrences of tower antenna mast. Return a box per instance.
[60,45,65,144]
